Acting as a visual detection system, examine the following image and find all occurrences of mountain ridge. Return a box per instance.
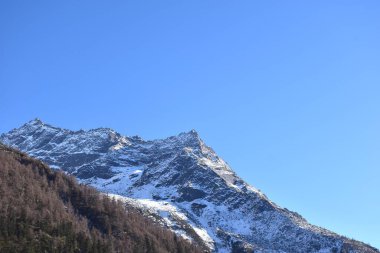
[1,119,378,253]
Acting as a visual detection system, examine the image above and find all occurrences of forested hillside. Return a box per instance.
[0,143,201,253]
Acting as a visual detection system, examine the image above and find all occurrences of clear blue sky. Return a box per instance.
[1,0,379,248]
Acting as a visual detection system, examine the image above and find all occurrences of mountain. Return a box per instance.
[1,119,378,253]
[0,142,201,253]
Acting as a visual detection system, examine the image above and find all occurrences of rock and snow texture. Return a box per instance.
[1,119,378,253]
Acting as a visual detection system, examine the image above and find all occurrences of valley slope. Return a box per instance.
[0,142,200,253]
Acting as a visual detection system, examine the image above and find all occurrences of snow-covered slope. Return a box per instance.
[1,119,378,253]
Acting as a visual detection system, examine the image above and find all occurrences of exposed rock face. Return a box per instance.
[1,119,378,253]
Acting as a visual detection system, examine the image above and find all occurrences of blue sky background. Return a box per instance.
[1,0,379,248]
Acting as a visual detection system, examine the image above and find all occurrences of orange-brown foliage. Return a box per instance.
[0,143,202,253]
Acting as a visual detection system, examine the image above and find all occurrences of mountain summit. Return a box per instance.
[1,120,378,253]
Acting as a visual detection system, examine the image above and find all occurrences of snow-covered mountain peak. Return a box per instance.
[164,129,202,148]
[179,129,200,139]
[20,118,60,131]
[29,117,43,125]
[1,120,378,253]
